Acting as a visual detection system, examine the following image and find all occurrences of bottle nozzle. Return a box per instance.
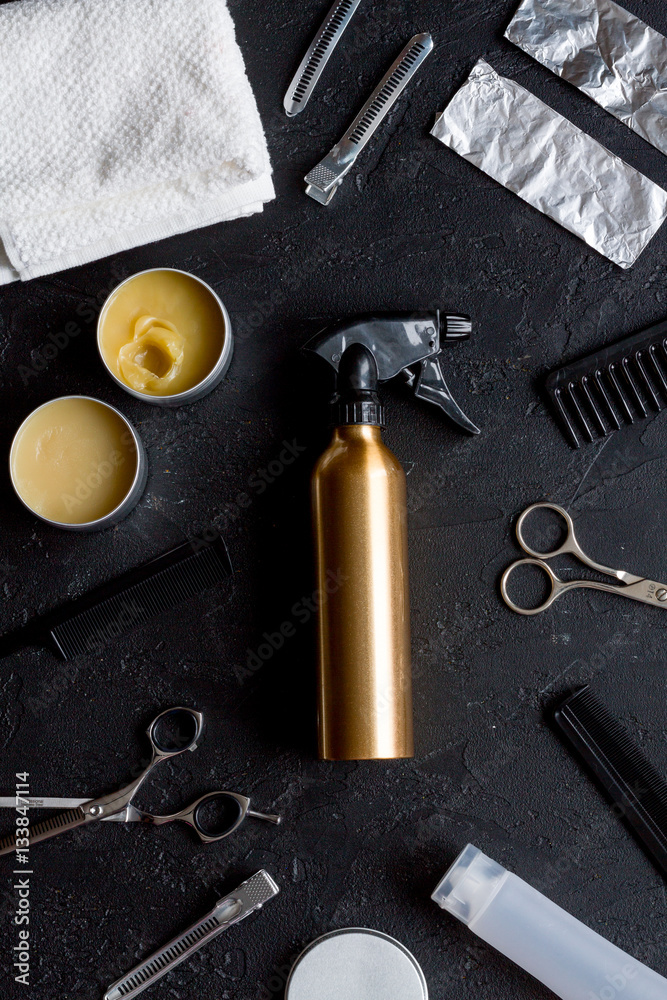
[333,344,384,426]
[338,343,378,393]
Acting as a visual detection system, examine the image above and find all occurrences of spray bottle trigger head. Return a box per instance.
[411,356,480,435]
[302,311,480,434]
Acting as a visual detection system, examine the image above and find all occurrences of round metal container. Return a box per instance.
[97,268,233,406]
[9,396,147,532]
[285,928,428,1000]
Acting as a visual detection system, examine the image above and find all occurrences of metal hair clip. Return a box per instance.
[304,33,433,205]
[104,870,280,1000]
[284,0,363,116]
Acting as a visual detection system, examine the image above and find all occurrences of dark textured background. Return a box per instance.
[1,0,667,996]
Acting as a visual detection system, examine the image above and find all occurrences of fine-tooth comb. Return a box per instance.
[304,32,434,204]
[553,686,667,880]
[0,537,232,661]
[544,317,667,447]
[284,0,362,116]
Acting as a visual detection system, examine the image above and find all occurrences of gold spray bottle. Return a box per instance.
[305,313,478,761]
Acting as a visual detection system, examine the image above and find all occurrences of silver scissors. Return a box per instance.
[0,707,280,857]
[500,502,667,616]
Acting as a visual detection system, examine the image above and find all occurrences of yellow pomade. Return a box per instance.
[99,270,225,397]
[11,398,138,524]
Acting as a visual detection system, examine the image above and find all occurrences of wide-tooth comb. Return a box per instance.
[553,686,667,880]
[544,318,667,447]
[0,537,232,661]
[284,0,362,116]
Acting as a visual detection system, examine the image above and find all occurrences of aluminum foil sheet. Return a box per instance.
[431,59,667,268]
[506,0,667,155]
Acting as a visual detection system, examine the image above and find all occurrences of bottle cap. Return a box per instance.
[431,843,508,925]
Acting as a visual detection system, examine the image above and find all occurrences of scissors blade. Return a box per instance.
[0,796,91,809]
[620,578,667,607]
[1,796,137,820]
[0,806,89,856]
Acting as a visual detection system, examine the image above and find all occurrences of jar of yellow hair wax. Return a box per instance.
[98,269,232,405]
[10,396,146,531]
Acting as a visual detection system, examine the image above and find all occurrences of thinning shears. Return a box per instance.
[500,502,667,616]
[0,707,280,857]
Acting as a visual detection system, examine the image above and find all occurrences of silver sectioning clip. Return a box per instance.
[284,0,363,116]
[305,32,434,205]
[103,870,280,1000]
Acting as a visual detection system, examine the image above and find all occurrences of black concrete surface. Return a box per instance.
[1,0,667,997]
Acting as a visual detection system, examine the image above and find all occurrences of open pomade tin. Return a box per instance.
[285,927,428,1000]
[10,396,147,532]
[97,268,233,406]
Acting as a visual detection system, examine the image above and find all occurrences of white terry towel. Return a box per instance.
[0,0,274,284]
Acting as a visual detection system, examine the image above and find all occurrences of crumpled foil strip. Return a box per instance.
[431,59,667,268]
[506,0,667,155]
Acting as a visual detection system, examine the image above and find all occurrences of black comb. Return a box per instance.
[553,686,667,880]
[544,317,667,447]
[0,537,232,661]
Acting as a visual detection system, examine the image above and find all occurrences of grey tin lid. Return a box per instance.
[285,927,428,1000]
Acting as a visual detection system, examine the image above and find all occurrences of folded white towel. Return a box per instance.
[0,0,274,284]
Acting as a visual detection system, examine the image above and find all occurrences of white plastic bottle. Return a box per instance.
[432,844,667,1000]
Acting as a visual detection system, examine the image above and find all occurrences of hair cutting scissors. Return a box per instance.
[0,707,280,857]
[500,502,667,616]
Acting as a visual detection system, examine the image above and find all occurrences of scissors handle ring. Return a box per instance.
[186,791,249,843]
[147,706,204,759]
[500,558,562,615]
[516,502,576,560]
